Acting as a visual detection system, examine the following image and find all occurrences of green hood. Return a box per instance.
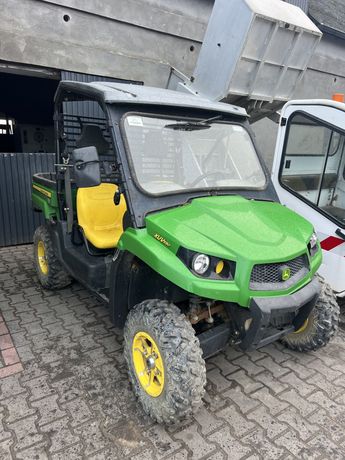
[119,195,320,306]
[145,195,313,263]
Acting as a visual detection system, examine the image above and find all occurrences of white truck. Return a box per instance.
[272,99,345,297]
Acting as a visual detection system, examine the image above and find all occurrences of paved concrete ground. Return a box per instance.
[1,245,345,459]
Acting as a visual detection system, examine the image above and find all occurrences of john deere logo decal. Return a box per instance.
[281,267,291,281]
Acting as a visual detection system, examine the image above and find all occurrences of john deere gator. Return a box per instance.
[32,81,339,423]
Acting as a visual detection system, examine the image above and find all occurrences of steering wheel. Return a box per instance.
[187,171,230,188]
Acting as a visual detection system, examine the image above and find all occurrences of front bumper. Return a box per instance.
[237,276,320,351]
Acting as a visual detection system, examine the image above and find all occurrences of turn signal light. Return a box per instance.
[332,93,345,103]
[215,260,225,274]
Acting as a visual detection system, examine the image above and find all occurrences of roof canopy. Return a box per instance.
[57,81,248,118]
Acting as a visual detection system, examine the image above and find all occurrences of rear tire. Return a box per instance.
[124,299,206,424]
[281,275,339,352]
[33,225,72,290]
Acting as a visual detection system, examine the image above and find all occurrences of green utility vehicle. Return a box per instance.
[32,81,339,423]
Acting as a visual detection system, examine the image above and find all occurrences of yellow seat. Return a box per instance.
[76,183,127,249]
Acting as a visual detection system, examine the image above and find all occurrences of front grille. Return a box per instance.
[250,254,309,291]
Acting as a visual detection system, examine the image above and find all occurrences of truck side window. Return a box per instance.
[280,112,345,224]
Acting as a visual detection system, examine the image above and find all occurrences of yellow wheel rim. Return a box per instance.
[132,331,165,397]
[37,240,48,275]
[294,318,309,334]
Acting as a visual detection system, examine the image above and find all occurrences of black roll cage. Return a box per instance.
[54,87,278,228]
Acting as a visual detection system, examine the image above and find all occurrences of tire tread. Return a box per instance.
[281,275,339,352]
[33,225,71,290]
[124,299,206,424]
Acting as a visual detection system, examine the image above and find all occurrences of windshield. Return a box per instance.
[123,115,266,195]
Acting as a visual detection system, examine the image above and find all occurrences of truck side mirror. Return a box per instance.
[71,146,101,188]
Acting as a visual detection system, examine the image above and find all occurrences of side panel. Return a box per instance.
[32,182,59,219]
[48,221,110,294]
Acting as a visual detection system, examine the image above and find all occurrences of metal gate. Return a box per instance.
[0,152,55,246]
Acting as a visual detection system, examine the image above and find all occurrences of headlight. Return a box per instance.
[308,231,319,257]
[177,247,236,279]
[192,254,210,275]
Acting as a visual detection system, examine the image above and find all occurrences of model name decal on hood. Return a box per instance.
[154,233,171,247]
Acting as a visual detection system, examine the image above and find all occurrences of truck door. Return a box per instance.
[271,100,345,295]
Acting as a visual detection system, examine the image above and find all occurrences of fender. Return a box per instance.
[109,250,188,327]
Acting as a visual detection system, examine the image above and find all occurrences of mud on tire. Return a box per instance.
[124,299,206,424]
[281,275,339,352]
[33,225,72,290]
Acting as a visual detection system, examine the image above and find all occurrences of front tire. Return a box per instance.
[33,225,72,290]
[124,299,206,424]
[281,275,339,352]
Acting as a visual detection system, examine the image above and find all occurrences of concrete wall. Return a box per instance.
[0,0,212,86]
[2,0,345,170]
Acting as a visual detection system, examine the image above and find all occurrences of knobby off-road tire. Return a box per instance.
[33,225,72,290]
[281,275,339,352]
[124,299,206,424]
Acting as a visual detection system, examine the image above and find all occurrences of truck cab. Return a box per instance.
[272,99,345,295]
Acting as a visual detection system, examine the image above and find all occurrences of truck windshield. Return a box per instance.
[123,115,266,195]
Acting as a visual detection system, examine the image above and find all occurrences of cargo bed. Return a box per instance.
[32,172,59,219]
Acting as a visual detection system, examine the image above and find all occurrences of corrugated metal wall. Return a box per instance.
[0,152,55,246]
[61,70,135,83]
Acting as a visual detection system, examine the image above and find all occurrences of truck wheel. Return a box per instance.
[281,275,339,352]
[33,225,72,290]
[123,299,206,424]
